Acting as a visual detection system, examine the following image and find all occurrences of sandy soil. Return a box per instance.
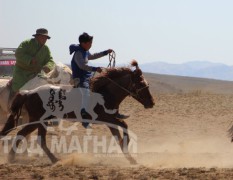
[1,74,233,179]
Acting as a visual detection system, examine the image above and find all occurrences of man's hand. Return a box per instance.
[42,66,51,73]
[107,49,113,54]
[31,58,37,65]
[96,67,102,73]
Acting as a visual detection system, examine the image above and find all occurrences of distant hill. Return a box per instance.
[66,62,233,94]
[144,72,233,95]
[140,61,233,81]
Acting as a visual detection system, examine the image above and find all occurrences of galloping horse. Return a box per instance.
[0,63,72,125]
[0,60,155,164]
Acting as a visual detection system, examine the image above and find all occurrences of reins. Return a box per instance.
[105,75,135,97]
[105,51,150,98]
[135,84,149,94]
[92,51,116,79]
[105,74,149,99]
[103,51,135,95]
[107,51,116,68]
[93,51,149,99]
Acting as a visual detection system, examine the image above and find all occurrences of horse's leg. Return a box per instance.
[8,124,38,163]
[108,119,130,149]
[39,113,55,131]
[37,124,59,164]
[0,114,15,137]
[118,119,130,147]
[109,125,122,144]
[107,118,137,165]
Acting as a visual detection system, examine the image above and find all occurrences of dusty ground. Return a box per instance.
[1,74,233,179]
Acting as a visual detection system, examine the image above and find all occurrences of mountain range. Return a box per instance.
[140,61,233,81]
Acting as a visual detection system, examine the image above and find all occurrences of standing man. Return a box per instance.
[11,28,55,93]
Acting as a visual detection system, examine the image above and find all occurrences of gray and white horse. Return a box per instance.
[0,63,73,126]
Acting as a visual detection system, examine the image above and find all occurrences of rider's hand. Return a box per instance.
[31,58,37,65]
[42,66,51,73]
[96,67,102,73]
[107,49,113,54]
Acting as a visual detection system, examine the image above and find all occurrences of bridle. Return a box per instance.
[129,76,149,99]
[105,51,149,99]
[105,73,149,100]
[134,82,149,95]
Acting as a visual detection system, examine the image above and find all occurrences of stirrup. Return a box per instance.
[116,113,130,119]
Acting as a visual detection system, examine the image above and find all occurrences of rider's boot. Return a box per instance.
[116,112,130,119]
[81,109,92,129]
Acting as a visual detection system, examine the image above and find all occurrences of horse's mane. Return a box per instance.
[90,67,132,92]
[91,60,141,92]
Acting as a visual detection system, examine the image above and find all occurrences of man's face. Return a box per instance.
[36,35,49,45]
[81,40,93,51]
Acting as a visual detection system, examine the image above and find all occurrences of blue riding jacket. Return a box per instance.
[69,44,108,85]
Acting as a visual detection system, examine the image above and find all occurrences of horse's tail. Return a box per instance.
[0,93,27,137]
[98,96,117,114]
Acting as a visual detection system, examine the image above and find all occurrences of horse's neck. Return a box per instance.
[106,75,131,108]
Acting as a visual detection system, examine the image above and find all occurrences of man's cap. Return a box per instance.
[79,32,93,43]
[32,28,51,39]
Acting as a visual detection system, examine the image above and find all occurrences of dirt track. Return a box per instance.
[0,91,233,179]
[1,75,233,179]
[1,163,233,179]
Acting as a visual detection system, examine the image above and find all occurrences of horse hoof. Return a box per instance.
[125,155,137,165]
[52,158,60,164]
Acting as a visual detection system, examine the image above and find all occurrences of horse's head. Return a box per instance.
[129,60,155,108]
[90,61,155,109]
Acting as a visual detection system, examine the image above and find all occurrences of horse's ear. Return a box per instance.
[131,60,142,76]
[133,68,142,76]
[131,60,139,70]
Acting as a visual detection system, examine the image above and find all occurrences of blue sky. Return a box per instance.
[1,0,233,66]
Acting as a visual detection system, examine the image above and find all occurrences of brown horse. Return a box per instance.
[0,60,155,164]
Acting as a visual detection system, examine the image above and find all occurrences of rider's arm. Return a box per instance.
[15,40,34,67]
[88,51,108,60]
[43,47,55,71]
[74,51,98,71]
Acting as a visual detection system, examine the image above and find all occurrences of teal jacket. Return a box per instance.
[12,38,55,91]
